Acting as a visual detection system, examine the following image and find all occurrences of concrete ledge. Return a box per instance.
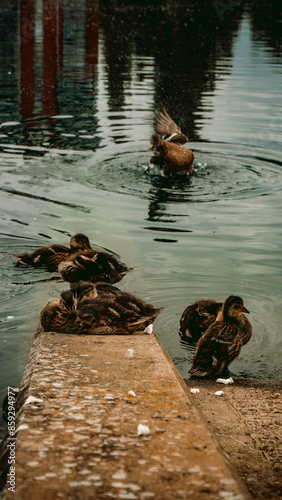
[1,327,251,500]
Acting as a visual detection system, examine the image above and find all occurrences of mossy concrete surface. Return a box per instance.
[1,327,251,500]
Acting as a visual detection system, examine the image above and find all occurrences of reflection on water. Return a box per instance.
[0,0,282,436]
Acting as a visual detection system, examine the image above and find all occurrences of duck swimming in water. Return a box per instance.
[180,299,223,341]
[40,283,162,335]
[189,295,252,378]
[13,233,92,271]
[58,249,132,285]
[150,109,194,174]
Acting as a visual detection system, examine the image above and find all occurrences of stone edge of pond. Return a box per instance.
[0,325,251,500]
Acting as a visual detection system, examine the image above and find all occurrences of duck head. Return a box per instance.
[70,233,91,252]
[223,295,249,321]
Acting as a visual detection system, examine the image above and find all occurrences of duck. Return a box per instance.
[40,290,77,332]
[180,299,223,341]
[150,109,195,174]
[58,249,132,285]
[40,284,162,335]
[13,233,92,271]
[189,295,252,378]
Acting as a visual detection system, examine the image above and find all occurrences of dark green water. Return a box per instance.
[0,0,282,435]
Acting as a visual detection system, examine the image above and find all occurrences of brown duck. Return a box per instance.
[189,296,252,378]
[58,249,132,285]
[13,233,91,271]
[150,109,194,173]
[40,283,162,335]
[180,299,223,341]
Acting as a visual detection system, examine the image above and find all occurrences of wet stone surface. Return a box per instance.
[1,327,250,500]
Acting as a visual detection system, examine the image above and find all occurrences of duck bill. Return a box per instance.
[242,306,249,314]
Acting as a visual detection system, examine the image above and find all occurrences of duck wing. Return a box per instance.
[155,109,183,137]
[14,243,70,269]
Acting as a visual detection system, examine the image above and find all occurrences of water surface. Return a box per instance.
[0,0,282,436]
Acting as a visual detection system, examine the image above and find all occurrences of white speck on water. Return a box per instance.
[24,396,43,405]
[7,316,14,320]
[190,388,200,394]
[137,424,150,436]
[51,115,73,119]
[216,377,234,385]
[0,121,20,127]
[215,390,224,396]
[128,390,136,397]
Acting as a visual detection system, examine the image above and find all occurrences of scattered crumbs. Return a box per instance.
[216,378,234,385]
[24,396,43,405]
[128,390,136,397]
[137,424,150,436]
[215,390,224,396]
[127,349,134,357]
[144,324,153,334]
[190,388,200,394]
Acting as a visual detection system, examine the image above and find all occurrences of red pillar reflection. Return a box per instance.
[43,0,58,116]
[19,0,35,120]
[85,0,99,75]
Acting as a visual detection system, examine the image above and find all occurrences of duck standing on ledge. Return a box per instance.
[13,233,92,271]
[189,296,252,378]
[150,109,195,174]
[180,299,223,341]
[40,283,162,335]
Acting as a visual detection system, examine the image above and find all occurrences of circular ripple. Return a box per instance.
[82,142,282,203]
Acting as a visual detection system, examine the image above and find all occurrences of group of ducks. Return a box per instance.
[14,232,252,380]
[13,110,252,379]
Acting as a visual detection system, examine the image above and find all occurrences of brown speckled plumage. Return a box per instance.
[189,296,252,378]
[150,109,194,173]
[40,282,162,335]
[58,250,132,285]
[180,299,223,341]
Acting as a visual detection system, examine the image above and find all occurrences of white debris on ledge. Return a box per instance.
[216,377,234,385]
[24,396,43,405]
[214,391,224,396]
[144,324,153,334]
[137,424,150,436]
[190,388,200,394]
[128,390,136,397]
[127,349,134,357]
